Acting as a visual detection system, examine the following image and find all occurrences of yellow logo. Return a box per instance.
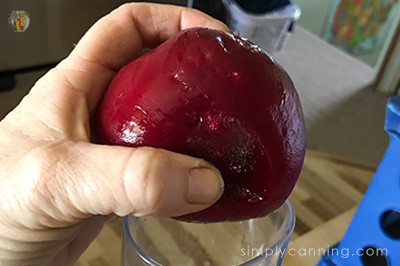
[8,10,30,32]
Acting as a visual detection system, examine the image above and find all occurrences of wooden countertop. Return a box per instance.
[76,149,377,266]
[282,207,356,266]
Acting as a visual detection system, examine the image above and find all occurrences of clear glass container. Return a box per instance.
[121,200,295,266]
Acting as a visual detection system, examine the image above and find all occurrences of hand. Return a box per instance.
[0,3,226,265]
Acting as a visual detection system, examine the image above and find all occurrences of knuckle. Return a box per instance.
[134,148,171,214]
[19,144,64,202]
[11,143,85,227]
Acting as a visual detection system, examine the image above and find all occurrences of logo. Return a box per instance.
[8,10,30,32]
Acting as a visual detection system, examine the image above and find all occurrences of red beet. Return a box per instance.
[95,27,306,222]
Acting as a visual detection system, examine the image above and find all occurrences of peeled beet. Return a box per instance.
[95,27,306,222]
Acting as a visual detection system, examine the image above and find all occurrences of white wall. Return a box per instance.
[293,0,336,36]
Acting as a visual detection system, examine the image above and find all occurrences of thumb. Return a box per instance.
[43,142,224,220]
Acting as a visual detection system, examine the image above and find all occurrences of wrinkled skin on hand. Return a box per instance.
[0,4,226,265]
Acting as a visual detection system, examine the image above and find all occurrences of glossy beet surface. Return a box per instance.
[95,28,306,222]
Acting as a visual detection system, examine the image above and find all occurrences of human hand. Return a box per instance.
[0,3,227,265]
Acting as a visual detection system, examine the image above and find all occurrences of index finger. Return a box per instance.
[35,3,229,112]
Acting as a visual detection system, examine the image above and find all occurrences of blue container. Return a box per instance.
[318,96,400,266]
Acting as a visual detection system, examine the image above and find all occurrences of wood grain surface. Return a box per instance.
[282,207,357,266]
[76,150,377,266]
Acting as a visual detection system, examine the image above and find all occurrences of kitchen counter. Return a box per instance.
[76,149,376,266]
[283,206,356,266]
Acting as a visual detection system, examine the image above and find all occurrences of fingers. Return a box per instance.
[7,3,227,225]
[33,3,229,113]
[19,3,229,139]
[70,3,229,70]
[33,143,223,222]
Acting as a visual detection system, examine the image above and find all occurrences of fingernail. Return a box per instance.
[186,167,224,204]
